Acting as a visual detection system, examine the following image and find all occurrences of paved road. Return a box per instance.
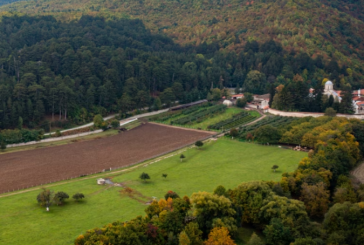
[45,109,168,136]
[8,109,169,148]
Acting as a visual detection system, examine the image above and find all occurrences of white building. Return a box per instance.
[315,81,364,114]
[323,81,342,102]
[223,100,233,107]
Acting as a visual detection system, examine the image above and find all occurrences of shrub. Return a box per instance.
[165,190,180,200]
[140,172,150,182]
[55,130,62,137]
[73,193,85,202]
[230,128,238,137]
[37,188,54,208]
[236,98,247,108]
[0,141,6,150]
[195,141,203,148]
[54,191,69,205]
[93,114,104,128]
[111,119,120,129]
[324,107,337,117]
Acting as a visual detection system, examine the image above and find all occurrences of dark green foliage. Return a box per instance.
[263,218,293,245]
[229,128,238,138]
[236,98,247,108]
[111,119,120,129]
[180,154,185,162]
[93,114,104,128]
[37,188,54,207]
[0,141,6,150]
[253,125,282,144]
[351,121,364,154]
[72,193,85,201]
[213,185,227,197]
[162,174,168,178]
[195,141,203,148]
[54,191,69,205]
[139,172,150,182]
[244,93,254,103]
[0,129,44,144]
[323,202,364,245]
[271,165,279,172]
[324,107,337,117]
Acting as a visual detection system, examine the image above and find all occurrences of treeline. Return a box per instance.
[76,116,364,245]
[0,15,361,131]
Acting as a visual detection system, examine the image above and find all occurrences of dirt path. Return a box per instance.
[351,161,364,183]
[148,122,216,135]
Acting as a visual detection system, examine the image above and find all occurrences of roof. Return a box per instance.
[353,96,361,101]
[352,89,364,94]
[325,81,333,85]
[263,106,269,110]
[254,93,270,99]
[232,94,244,97]
[356,101,364,105]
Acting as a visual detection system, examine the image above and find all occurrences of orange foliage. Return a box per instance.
[204,227,236,245]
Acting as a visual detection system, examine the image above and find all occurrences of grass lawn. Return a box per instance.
[0,138,306,245]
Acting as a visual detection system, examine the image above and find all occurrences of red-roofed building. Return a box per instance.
[231,94,245,99]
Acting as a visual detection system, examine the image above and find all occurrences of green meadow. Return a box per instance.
[0,138,306,245]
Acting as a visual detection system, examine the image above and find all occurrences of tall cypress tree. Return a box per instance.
[339,84,354,114]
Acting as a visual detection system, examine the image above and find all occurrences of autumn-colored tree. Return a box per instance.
[179,231,191,245]
[191,192,236,234]
[300,182,330,217]
[184,222,203,245]
[204,227,236,245]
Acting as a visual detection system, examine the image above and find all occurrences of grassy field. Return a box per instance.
[154,107,260,131]
[0,138,306,245]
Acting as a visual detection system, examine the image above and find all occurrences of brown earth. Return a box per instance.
[0,123,214,194]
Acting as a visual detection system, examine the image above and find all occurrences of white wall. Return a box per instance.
[268,108,364,119]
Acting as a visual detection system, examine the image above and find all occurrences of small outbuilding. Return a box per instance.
[97,178,106,185]
[223,100,233,107]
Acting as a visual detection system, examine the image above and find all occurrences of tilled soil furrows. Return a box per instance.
[0,123,212,193]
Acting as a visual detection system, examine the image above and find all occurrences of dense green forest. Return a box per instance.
[1,0,364,77]
[0,15,359,132]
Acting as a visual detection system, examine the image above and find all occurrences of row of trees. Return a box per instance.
[74,180,364,245]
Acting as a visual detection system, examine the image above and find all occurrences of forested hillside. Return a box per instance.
[0,14,358,131]
[1,0,364,74]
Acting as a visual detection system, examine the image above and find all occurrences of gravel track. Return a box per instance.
[352,162,364,183]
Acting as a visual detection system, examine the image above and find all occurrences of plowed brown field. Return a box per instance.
[0,123,214,193]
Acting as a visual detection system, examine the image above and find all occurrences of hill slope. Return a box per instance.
[1,0,364,71]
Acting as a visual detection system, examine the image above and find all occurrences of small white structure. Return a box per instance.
[97,178,106,185]
[223,100,233,107]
